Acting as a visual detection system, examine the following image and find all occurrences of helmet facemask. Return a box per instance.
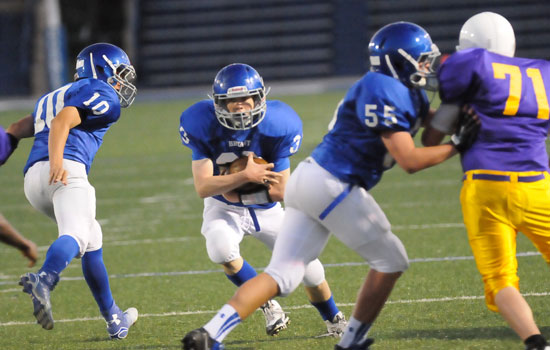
[408,44,441,91]
[213,86,269,130]
[103,55,137,108]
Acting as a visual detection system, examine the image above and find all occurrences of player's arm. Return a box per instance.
[48,106,81,185]
[421,104,461,146]
[7,114,34,139]
[0,114,34,165]
[0,213,38,267]
[192,154,282,199]
[382,130,457,174]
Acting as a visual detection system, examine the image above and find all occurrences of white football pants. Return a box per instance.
[24,160,102,257]
[201,197,326,288]
[265,158,409,296]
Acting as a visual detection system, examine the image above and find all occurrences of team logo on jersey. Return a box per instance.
[228,140,251,147]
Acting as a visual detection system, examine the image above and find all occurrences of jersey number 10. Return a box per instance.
[492,63,549,119]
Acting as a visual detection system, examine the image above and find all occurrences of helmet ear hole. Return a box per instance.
[393,60,404,72]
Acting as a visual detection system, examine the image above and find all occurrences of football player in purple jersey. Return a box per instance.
[179,63,347,340]
[423,12,550,350]
[182,23,478,350]
[0,126,38,266]
[9,43,139,339]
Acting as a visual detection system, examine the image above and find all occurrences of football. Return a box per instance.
[228,156,269,193]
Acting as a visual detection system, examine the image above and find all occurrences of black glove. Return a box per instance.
[450,106,480,153]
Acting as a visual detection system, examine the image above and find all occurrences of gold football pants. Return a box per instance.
[460,170,550,312]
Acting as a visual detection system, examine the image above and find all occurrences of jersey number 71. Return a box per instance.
[492,63,549,119]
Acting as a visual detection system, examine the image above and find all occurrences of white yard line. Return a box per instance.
[1,292,548,327]
[0,251,541,285]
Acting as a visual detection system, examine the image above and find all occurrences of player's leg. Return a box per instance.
[82,218,137,339]
[183,191,331,348]
[254,203,344,336]
[201,198,255,285]
[461,177,546,348]
[510,177,550,349]
[323,186,408,349]
[19,161,81,330]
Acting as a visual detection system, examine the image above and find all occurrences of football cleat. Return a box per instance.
[261,299,290,336]
[325,311,347,337]
[335,338,375,350]
[182,328,225,350]
[105,306,138,339]
[19,272,58,330]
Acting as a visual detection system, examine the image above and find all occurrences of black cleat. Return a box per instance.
[182,328,224,350]
[335,338,374,350]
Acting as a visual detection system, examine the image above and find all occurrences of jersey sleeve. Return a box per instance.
[179,102,213,160]
[430,103,461,134]
[65,80,121,128]
[268,103,303,172]
[354,76,414,133]
[437,48,480,104]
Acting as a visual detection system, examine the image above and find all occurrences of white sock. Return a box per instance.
[203,304,242,343]
[337,316,372,348]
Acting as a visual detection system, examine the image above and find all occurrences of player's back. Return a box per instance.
[24,78,121,174]
[438,48,550,172]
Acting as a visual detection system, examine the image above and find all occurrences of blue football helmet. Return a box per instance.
[368,22,440,90]
[74,43,137,108]
[212,63,269,130]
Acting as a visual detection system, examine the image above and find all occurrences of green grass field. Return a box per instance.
[1,91,549,350]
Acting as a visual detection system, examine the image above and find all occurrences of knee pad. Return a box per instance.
[205,231,239,264]
[359,232,409,273]
[265,260,306,297]
[302,259,326,288]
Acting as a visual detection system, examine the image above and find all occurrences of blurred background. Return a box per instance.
[1,0,549,101]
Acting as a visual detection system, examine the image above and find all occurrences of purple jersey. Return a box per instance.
[438,48,550,172]
[0,126,11,164]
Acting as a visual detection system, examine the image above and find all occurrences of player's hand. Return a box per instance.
[243,153,283,185]
[450,105,481,153]
[49,161,69,185]
[21,239,38,267]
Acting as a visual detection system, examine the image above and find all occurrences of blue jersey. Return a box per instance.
[179,99,303,209]
[312,72,429,190]
[24,79,121,174]
[439,48,550,172]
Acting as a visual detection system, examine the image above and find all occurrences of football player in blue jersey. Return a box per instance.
[9,43,139,339]
[182,23,479,350]
[179,63,347,339]
[0,127,38,266]
[423,12,550,350]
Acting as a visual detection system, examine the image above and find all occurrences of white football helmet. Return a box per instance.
[456,12,515,57]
